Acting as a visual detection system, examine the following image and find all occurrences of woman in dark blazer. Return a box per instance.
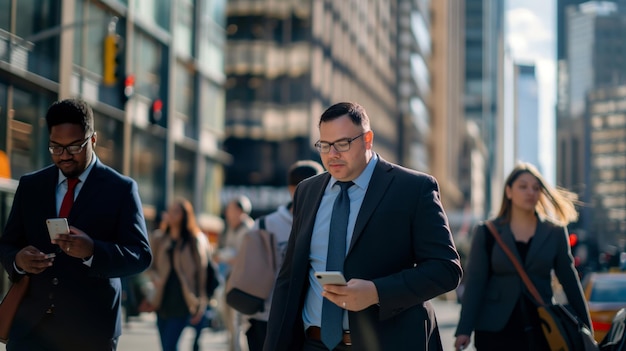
[454,162,591,351]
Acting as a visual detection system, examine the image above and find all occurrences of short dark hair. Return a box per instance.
[288,160,324,186]
[319,102,370,130]
[45,98,94,135]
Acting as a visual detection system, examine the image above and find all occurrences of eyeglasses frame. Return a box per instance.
[314,132,365,154]
[48,133,94,156]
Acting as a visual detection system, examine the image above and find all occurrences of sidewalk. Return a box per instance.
[118,312,229,350]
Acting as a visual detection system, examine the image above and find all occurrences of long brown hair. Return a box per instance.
[166,198,202,246]
[496,162,579,226]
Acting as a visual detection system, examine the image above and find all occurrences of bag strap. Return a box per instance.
[259,216,266,231]
[485,220,546,306]
[257,216,277,272]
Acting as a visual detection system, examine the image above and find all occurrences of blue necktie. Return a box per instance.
[321,181,353,350]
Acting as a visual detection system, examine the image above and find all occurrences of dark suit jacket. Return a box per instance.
[455,218,591,336]
[0,159,152,345]
[263,156,462,351]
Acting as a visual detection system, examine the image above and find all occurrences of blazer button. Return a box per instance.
[52,278,59,285]
[48,292,54,300]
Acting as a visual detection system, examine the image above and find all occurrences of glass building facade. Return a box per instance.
[586,86,626,250]
[0,0,229,226]
[223,0,399,214]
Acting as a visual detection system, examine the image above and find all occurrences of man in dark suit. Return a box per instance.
[0,98,152,350]
[263,102,462,351]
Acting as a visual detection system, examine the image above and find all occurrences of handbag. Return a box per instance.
[225,217,278,315]
[599,308,626,351]
[485,221,598,351]
[0,275,30,344]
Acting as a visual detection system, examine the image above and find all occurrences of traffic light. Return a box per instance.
[123,74,135,103]
[103,34,122,86]
[569,233,578,247]
[149,99,164,125]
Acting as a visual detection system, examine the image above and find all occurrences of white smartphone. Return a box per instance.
[315,271,347,286]
[46,218,69,239]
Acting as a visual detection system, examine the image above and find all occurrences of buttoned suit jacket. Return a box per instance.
[0,158,152,344]
[455,218,591,336]
[263,156,462,351]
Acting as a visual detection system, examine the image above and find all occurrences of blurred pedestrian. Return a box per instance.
[454,162,591,351]
[216,196,254,351]
[190,229,221,351]
[0,98,152,350]
[147,198,210,351]
[263,101,462,351]
[245,160,324,351]
[216,196,254,278]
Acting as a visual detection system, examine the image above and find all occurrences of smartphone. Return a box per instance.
[44,253,56,259]
[46,218,69,240]
[315,271,347,286]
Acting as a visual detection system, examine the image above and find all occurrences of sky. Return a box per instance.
[506,0,556,184]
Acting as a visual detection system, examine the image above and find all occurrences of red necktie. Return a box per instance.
[59,178,79,218]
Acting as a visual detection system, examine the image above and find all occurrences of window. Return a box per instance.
[94,115,123,172]
[132,32,164,99]
[131,129,165,208]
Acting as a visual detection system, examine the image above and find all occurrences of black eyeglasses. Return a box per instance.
[48,134,93,155]
[314,133,365,154]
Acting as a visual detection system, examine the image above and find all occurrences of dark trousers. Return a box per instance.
[156,314,190,351]
[246,318,268,351]
[474,300,550,351]
[7,315,118,351]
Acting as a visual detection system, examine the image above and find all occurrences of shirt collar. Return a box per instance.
[329,153,378,190]
[57,152,97,186]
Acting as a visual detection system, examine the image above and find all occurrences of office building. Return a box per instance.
[464,0,505,217]
[585,86,626,249]
[224,0,399,214]
[514,63,540,170]
[0,0,229,225]
[556,1,626,250]
[429,0,475,230]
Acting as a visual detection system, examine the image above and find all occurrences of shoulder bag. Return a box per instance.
[0,275,30,344]
[225,217,278,315]
[485,221,598,351]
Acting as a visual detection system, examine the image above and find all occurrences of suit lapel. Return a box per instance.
[498,223,524,265]
[497,218,549,268]
[347,158,394,254]
[300,174,330,244]
[68,158,103,221]
[44,166,60,218]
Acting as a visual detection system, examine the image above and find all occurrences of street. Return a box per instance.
[0,297,466,351]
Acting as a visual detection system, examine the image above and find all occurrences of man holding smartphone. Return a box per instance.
[263,102,462,351]
[0,98,152,350]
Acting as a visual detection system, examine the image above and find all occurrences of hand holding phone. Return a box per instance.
[315,271,347,286]
[46,218,69,240]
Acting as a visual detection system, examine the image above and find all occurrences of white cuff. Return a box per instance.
[82,255,93,267]
[13,261,27,274]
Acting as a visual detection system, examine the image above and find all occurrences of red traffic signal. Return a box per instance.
[150,99,163,124]
[123,74,135,101]
[569,233,578,247]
